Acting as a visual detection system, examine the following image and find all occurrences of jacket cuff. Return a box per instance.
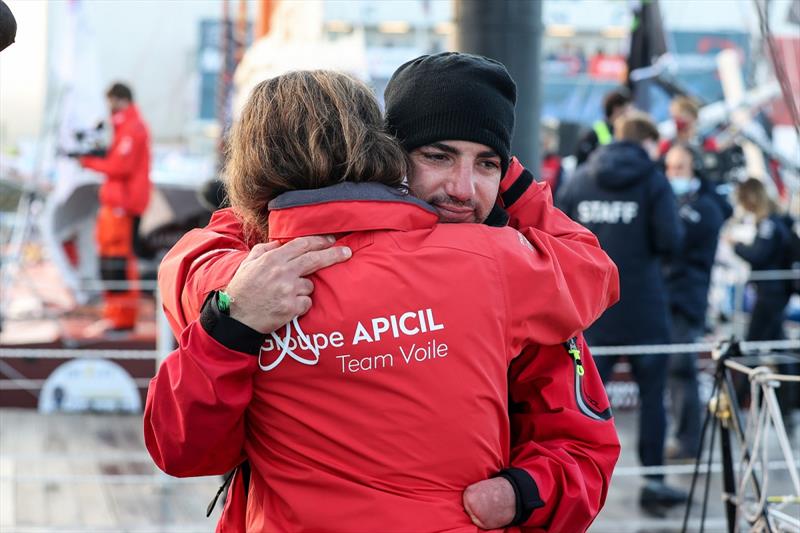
[500,168,535,209]
[495,467,545,526]
[484,204,510,227]
[199,292,267,356]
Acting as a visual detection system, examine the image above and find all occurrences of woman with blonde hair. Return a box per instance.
[732,178,797,425]
[733,178,791,342]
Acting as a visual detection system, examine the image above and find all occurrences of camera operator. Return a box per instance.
[77,83,151,335]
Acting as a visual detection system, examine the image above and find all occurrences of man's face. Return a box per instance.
[670,108,696,135]
[107,96,127,114]
[610,102,632,124]
[665,148,693,180]
[664,148,693,179]
[407,140,502,223]
[642,138,661,162]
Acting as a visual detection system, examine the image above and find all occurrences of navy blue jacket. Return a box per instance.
[734,214,791,296]
[557,141,684,345]
[664,180,729,325]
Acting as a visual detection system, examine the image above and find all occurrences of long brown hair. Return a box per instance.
[736,177,776,221]
[225,70,408,240]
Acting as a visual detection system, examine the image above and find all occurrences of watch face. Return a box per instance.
[217,292,231,315]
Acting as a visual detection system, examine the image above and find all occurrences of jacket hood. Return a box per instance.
[589,141,655,190]
[267,182,438,241]
[699,178,734,219]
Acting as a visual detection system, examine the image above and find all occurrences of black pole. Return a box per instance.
[718,399,737,533]
[454,0,542,171]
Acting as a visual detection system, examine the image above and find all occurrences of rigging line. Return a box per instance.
[753,0,800,136]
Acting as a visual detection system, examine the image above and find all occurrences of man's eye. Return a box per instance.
[423,152,447,162]
[480,160,500,170]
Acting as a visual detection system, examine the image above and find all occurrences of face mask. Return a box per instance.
[675,117,690,133]
[670,177,695,197]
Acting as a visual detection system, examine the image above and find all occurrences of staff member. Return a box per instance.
[79,83,151,334]
[732,178,791,342]
[731,178,796,422]
[558,112,687,517]
[574,87,632,167]
[663,144,728,460]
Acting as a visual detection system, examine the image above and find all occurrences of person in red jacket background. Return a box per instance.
[79,82,151,334]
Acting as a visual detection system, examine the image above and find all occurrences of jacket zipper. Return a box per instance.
[567,337,585,376]
[565,337,612,421]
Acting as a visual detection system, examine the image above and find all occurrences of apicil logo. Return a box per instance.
[258,318,328,372]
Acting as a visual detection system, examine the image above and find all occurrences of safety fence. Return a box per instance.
[2,267,797,355]
[3,339,798,362]
[1,269,799,408]
[0,273,798,473]
[678,341,800,533]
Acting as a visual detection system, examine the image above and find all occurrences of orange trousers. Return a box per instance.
[96,206,139,330]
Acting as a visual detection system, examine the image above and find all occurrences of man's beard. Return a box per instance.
[425,194,482,224]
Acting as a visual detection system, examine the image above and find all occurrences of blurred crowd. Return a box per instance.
[543,43,627,80]
[541,87,799,515]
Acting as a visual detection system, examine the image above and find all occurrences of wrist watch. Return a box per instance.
[217,290,233,315]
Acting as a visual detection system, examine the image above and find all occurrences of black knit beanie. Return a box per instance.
[0,0,17,52]
[384,52,517,175]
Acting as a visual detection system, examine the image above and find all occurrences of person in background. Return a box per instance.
[732,178,791,343]
[78,83,151,335]
[558,111,687,517]
[574,87,633,166]
[659,96,720,159]
[539,121,564,197]
[663,97,701,148]
[663,144,729,461]
[732,178,796,376]
[731,178,797,423]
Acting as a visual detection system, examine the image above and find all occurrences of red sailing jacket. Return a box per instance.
[159,159,613,336]
[149,160,620,532]
[80,104,151,215]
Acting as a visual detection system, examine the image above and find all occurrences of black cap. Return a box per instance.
[0,0,17,52]
[384,52,517,175]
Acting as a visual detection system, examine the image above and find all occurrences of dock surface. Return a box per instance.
[0,407,797,532]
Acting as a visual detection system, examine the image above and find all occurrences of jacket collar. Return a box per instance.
[267,182,439,240]
[111,104,139,130]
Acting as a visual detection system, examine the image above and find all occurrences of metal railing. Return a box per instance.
[0,273,798,532]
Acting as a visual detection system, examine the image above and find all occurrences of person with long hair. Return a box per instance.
[145,69,620,532]
[731,178,797,428]
[733,178,791,342]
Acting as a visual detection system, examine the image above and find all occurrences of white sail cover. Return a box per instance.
[232,0,369,119]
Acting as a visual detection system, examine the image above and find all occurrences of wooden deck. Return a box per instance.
[0,407,796,532]
[0,258,162,410]
[0,409,218,533]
